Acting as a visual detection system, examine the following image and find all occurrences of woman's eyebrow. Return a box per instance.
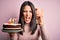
[23,10,27,12]
[29,10,32,12]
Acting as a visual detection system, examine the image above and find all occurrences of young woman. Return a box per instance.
[9,1,48,40]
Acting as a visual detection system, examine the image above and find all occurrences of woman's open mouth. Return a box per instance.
[26,17,30,21]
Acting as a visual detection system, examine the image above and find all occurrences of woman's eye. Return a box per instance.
[23,10,32,13]
[23,11,27,12]
[29,11,32,13]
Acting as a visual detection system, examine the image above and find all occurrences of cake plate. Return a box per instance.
[2,29,23,33]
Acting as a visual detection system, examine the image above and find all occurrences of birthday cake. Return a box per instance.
[3,23,21,30]
[2,18,23,32]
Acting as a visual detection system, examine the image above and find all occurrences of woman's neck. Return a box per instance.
[25,23,30,26]
[24,23,30,33]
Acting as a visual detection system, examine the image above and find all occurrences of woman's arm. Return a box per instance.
[36,8,48,40]
[39,25,48,40]
[37,18,48,40]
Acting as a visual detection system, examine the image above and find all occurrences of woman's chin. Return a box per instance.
[25,21,30,24]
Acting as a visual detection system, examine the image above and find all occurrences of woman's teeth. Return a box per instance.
[26,17,30,19]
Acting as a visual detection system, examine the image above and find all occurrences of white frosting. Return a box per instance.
[3,23,21,25]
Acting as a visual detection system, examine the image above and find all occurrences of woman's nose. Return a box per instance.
[26,12,29,16]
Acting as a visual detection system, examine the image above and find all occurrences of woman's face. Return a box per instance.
[23,5,32,24]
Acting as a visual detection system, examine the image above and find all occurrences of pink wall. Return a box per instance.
[0,0,60,40]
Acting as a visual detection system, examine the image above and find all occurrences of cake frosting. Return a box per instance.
[3,23,21,25]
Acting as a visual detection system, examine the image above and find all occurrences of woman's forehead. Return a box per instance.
[23,5,32,10]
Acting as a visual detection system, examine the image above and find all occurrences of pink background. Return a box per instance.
[0,0,60,40]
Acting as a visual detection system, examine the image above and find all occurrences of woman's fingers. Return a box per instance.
[35,8,44,26]
[35,8,44,17]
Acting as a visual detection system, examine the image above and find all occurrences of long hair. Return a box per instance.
[18,1,37,34]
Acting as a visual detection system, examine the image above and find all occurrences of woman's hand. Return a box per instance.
[9,33,18,40]
[35,8,44,26]
[9,33,15,37]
